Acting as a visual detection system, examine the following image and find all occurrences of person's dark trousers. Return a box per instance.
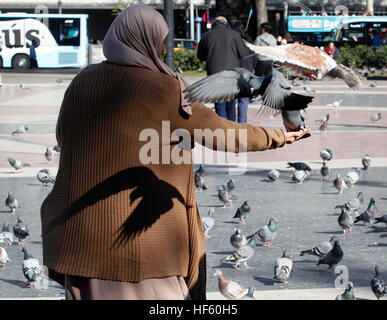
[255,60,273,76]
[215,101,236,121]
[30,58,38,68]
[237,97,249,123]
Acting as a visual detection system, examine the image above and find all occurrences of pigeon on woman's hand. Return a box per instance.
[281,109,311,139]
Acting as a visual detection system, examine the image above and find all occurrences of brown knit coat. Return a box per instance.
[40,61,286,300]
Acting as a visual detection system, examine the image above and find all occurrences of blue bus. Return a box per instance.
[0,12,88,69]
[287,15,387,47]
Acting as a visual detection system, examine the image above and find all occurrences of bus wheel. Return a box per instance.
[12,54,31,69]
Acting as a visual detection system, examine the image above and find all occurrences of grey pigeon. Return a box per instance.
[0,223,14,247]
[370,266,386,300]
[195,164,205,176]
[362,154,372,170]
[13,217,29,246]
[230,228,248,249]
[11,125,28,136]
[338,208,353,236]
[268,169,280,182]
[7,157,30,173]
[183,68,314,114]
[273,250,293,284]
[333,173,347,196]
[300,236,338,258]
[201,208,215,238]
[5,192,20,215]
[304,86,315,93]
[354,197,378,226]
[375,215,387,228]
[317,240,344,271]
[335,192,364,215]
[194,171,207,191]
[217,186,232,208]
[370,81,377,88]
[281,109,311,139]
[343,168,361,187]
[321,161,330,182]
[220,237,257,270]
[247,218,278,247]
[0,247,10,270]
[370,112,382,123]
[315,113,330,123]
[225,179,235,192]
[53,144,61,153]
[287,162,312,171]
[214,269,249,300]
[291,170,309,184]
[320,149,333,161]
[37,169,55,186]
[233,201,250,225]
[45,148,53,162]
[336,281,356,300]
[22,247,41,287]
[241,286,256,300]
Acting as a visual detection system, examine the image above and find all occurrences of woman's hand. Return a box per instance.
[284,128,311,144]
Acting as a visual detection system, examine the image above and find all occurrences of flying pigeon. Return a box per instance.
[320,149,333,162]
[300,235,338,258]
[354,197,378,226]
[375,215,387,228]
[247,218,278,247]
[281,109,311,138]
[287,162,312,171]
[220,237,257,270]
[315,113,330,124]
[7,157,30,173]
[317,240,344,271]
[338,208,353,236]
[217,186,232,208]
[273,250,293,284]
[37,169,55,186]
[336,281,356,300]
[13,217,29,246]
[291,170,309,184]
[11,125,29,136]
[343,168,361,187]
[53,144,61,153]
[321,161,330,182]
[22,247,41,288]
[370,112,382,123]
[327,99,343,108]
[230,228,248,249]
[0,247,10,270]
[268,169,280,182]
[0,223,14,247]
[370,266,386,300]
[5,192,20,215]
[335,192,364,216]
[214,269,249,300]
[333,173,347,196]
[244,42,362,89]
[202,207,215,239]
[45,148,53,162]
[233,201,251,225]
[362,154,372,170]
[183,68,314,115]
[194,171,207,191]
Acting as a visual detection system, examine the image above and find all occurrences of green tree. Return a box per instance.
[112,0,132,16]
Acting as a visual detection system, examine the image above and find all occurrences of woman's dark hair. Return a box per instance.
[260,22,272,33]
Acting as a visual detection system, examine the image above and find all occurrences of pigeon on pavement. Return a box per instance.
[320,149,333,161]
[319,121,328,133]
[321,161,330,182]
[291,170,309,184]
[194,171,207,192]
[0,223,13,247]
[268,169,280,182]
[247,218,278,247]
[217,186,232,208]
[11,125,28,136]
[370,112,382,123]
[7,157,30,173]
[354,197,378,226]
[327,99,343,108]
[335,192,364,215]
[195,165,206,176]
[362,154,372,170]
[202,208,215,239]
[287,162,312,171]
[0,247,10,270]
[5,192,20,215]
[333,173,348,196]
[13,217,29,246]
[336,281,356,300]
[375,215,387,228]
[22,247,41,288]
[233,201,251,225]
[344,168,361,187]
[370,81,377,88]
[370,266,386,300]
[317,240,344,271]
[230,228,248,249]
[273,250,293,284]
[37,169,55,186]
[315,113,330,124]
[281,109,311,139]
[214,269,249,300]
[300,236,338,258]
[45,148,54,162]
[220,237,257,270]
[338,208,354,236]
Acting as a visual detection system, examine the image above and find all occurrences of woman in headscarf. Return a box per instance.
[40,4,309,300]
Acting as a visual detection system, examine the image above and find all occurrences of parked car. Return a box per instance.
[174,39,198,51]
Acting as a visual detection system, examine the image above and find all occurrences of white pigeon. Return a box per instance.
[268,169,280,182]
[22,247,41,287]
[0,247,10,270]
[19,84,31,92]
[333,173,348,196]
[291,170,309,184]
[36,169,55,186]
[320,148,333,161]
[273,250,293,284]
[327,99,343,108]
[344,169,360,187]
[0,223,14,247]
[370,112,382,123]
[214,269,249,300]
[201,208,215,239]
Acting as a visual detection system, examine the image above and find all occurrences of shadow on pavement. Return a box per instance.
[253,276,276,286]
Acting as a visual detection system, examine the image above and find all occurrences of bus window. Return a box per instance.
[49,18,80,46]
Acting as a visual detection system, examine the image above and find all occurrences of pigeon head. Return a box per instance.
[242,201,249,207]
[333,240,341,247]
[375,266,381,276]
[22,247,33,260]
[24,126,29,131]
[7,157,15,165]
[282,250,291,258]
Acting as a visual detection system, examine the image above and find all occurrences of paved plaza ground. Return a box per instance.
[0,71,386,300]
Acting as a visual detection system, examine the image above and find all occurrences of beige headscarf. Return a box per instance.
[103,4,192,115]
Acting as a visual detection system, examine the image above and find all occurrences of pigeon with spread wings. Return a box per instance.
[245,42,362,89]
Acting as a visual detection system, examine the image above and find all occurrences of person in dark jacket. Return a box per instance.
[197,16,247,121]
